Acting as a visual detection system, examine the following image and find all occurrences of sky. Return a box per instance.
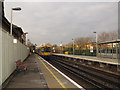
[4,0,118,46]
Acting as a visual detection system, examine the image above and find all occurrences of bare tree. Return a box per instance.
[109,31,117,40]
[64,30,117,51]
[98,30,117,42]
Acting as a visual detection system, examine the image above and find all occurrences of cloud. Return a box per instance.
[4,2,118,45]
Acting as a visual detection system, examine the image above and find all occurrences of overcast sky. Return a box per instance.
[4,1,118,46]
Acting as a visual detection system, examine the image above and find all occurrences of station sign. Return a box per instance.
[90,46,93,53]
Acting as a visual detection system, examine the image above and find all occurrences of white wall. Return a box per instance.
[0,27,2,89]
[1,29,29,85]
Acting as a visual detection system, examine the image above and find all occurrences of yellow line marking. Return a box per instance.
[39,59,67,89]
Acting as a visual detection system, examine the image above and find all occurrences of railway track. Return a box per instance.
[49,55,120,90]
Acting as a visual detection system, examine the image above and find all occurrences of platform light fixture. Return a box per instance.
[24,32,28,35]
[93,31,98,57]
[72,38,75,55]
[60,42,63,54]
[76,45,78,48]
[13,39,17,44]
[10,7,21,35]
[60,44,62,47]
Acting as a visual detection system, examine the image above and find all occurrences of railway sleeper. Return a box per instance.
[53,59,120,89]
[55,58,120,81]
[53,60,111,89]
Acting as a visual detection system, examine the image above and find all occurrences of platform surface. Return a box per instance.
[5,54,84,89]
[37,55,84,89]
[53,53,120,65]
[5,54,47,88]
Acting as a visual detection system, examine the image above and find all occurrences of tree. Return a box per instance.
[98,30,117,42]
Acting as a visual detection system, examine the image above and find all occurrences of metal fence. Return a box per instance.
[63,49,96,56]
[0,29,29,86]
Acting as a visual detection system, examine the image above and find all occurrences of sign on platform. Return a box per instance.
[90,46,93,53]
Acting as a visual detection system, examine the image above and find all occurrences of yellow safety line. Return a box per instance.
[39,59,67,90]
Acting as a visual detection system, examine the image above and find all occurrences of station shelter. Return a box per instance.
[97,39,120,61]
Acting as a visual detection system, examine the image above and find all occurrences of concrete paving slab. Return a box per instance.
[5,54,47,89]
[37,55,80,89]
[53,53,119,65]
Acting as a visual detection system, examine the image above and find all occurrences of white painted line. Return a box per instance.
[38,56,85,90]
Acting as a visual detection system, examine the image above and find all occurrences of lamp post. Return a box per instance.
[93,32,98,57]
[10,7,21,35]
[60,43,63,54]
[72,38,75,55]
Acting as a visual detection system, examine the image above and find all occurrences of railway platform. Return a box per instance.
[53,53,120,72]
[4,54,84,89]
[53,53,119,64]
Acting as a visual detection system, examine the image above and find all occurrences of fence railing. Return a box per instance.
[62,49,96,56]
